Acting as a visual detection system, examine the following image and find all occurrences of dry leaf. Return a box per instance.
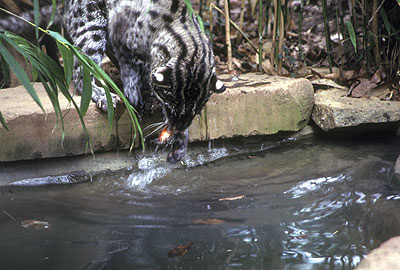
[192,219,226,225]
[311,79,348,91]
[168,242,193,258]
[21,220,50,230]
[350,78,377,98]
[219,195,246,201]
[308,67,340,78]
[323,72,340,80]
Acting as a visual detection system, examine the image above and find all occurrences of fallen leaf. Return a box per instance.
[371,68,383,84]
[21,220,50,230]
[311,79,348,91]
[350,78,377,98]
[219,195,246,201]
[308,67,340,78]
[192,218,226,225]
[168,242,193,258]
[369,76,400,100]
[323,72,340,80]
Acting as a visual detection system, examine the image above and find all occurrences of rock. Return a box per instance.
[190,73,314,140]
[0,74,314,162]
[312,89,400,130]
[357,236,400,270]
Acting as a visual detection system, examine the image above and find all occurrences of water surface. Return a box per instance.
[1,133,399,269]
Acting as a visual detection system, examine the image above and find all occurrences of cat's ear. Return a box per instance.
[210,74,226,93]
[152,66,172,87]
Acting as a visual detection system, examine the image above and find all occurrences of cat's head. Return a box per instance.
[151,63,225,133]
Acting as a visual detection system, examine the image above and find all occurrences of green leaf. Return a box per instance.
[57,42,73,84]
[183,0,194,18]
[47,30,71,45]
[47,0,57,29]
[0,111,9,131]
[0,40,44,112]
[183,0,204,32]
[1,26,144,151]
[345,21,357,53]
[33,0,40,41]
[37,72,65,143]
[2,32,64,92]
[80,66,92,116]
[379,8,391,36]
[103,84,115,131]
[0,54,10,87]
[80,52,144,149]
[196,14,205,33]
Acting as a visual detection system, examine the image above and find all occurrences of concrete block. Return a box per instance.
[0,83,137,161]
[0,73,314,162]
[190,73,314,140]
[312,89,400,130]
[357,236,400,270]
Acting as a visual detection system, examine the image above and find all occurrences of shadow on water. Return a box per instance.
[0,132,400,269]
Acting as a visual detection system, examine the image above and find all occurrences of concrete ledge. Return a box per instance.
[312,89,400,130]
[0,73,314,162]
[0,84,137,162]
[190,74,314,140]
[357,236,400,270]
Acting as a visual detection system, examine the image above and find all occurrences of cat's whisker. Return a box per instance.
[144,120,168,140]
[143,121,164,131]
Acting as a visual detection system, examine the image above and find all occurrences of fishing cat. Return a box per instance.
[1,0,226,162]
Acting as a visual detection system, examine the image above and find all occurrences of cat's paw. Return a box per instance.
[92,85,121,112]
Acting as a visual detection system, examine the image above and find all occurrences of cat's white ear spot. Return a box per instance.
[153,67,168,83]
[216,80,224,91]
[154,72,164,82]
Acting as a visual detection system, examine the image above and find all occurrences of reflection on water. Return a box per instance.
[0,133,400,269]
[126,146,230,190]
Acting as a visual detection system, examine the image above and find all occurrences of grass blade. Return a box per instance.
[184,0,204,32]
[57,42,73,84]
[47,0,57,29]
[80,65,92,116]
[0,54,10,87]
[379,8,397,37]
[33,0,40,42]
[345,21,357,53]
[0,111,9,131]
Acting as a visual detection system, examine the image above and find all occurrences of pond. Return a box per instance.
[0,131,399,269]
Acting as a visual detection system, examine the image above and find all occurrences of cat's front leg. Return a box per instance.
[65,0,120,112]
